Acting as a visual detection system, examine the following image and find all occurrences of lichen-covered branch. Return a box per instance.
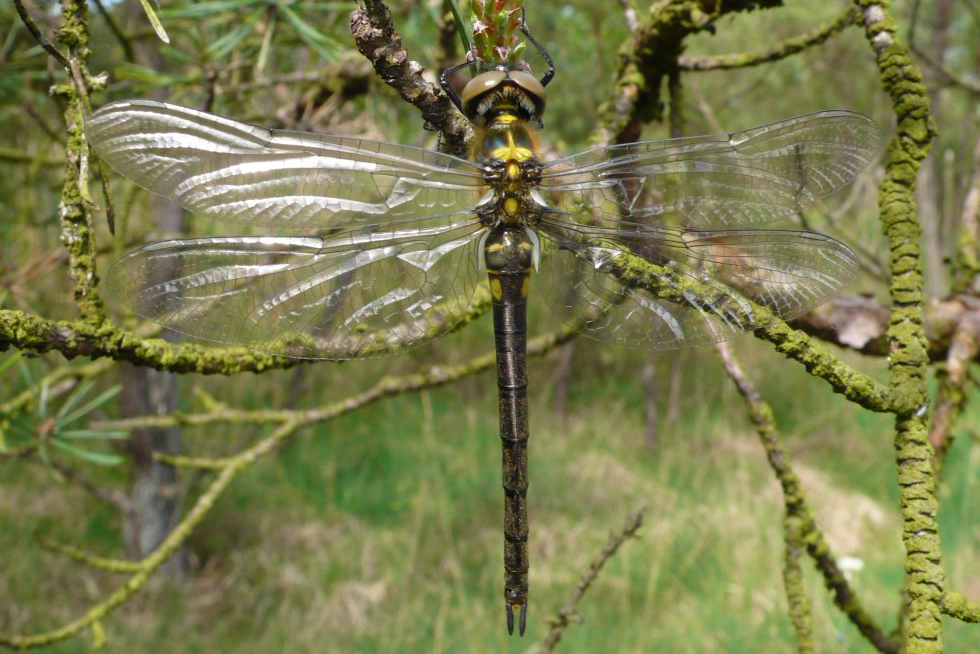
[590,0,783,147]
[715,341,898,653]
[783,515,815,654]
[51,0,105,325]
[39,538,143,574]
[679,7,856,71]
[0,282,491,374]
[604,249,896,413]
[350,0,473,156]
[856,2,943,652]
[538,509,646,653]
[0,309,299,374]
[941,592,980,624]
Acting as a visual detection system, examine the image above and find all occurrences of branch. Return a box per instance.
[48,0,105,325]
[855,2,943,651]
[601,248,896,413]
[349,0,473,156]
[715,341,899,653]
[679,7,856,71]
[39,538,142,574]
[941,592,980,624]
[0,310,300,374]
[591,0,783,147]
[13,0,70,69]
[94,321,581,436]
[783,515,815,654]
[538,509,645,653]
[0,281,490,373]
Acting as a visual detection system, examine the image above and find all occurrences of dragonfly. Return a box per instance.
[85,19,878,637]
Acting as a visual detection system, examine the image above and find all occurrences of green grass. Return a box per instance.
[2,335,979,652]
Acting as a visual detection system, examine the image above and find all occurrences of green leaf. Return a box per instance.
[205,21,256,60]
[50,439,125,466]
[280,5,341,61]
[114,63,182,87]
[58,385,122,427]
[0,351,21,376]
[255,16,276,72]
[59,429,128,441]
[17,359,34,387]
[55,379,95,421]
[137,0,172,44]
[448,0,472,55]
[37,380,49,419]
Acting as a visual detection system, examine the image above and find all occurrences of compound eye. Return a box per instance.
[461,71,507,109]
[508,71,546,105]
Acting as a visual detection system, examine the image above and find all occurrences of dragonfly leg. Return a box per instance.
[439,59,472,115]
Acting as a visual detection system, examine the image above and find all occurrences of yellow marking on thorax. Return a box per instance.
[486,113,536,163]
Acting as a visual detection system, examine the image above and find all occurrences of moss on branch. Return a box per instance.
[855,1,944,652]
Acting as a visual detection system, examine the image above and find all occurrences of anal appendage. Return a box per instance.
[506,602,527,636]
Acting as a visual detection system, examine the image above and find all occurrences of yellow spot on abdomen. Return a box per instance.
[521,276,530,298]
[490,277,503,300]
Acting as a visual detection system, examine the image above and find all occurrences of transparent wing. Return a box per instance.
[534,215,858,349]
[86,100,487,230]
[106,218,486,359]
[540,111,879,229]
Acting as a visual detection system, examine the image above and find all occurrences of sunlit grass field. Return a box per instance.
[3,324,978,652]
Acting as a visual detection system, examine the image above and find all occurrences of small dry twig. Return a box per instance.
[539,508,646,653]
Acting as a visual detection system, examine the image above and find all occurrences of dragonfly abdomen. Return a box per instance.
[484,226,533,636]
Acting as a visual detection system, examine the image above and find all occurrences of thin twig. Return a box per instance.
[783,515,815,653]
[679,8,856,71]
[538,509,645,653]
[38,538,142,574]
[12,0,70,69]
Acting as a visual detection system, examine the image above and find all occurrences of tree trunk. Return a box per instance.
[117,8,188,574]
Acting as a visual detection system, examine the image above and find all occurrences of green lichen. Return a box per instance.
[856,2,945,651]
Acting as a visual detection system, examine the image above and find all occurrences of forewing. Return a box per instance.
[86,100,487,230]
[535,216,858,349]
[106,218,486,359]
[540,111,879,229]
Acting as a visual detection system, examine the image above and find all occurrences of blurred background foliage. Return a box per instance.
[1,0,979,651]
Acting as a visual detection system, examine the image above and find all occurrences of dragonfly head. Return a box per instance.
[461,64,546,126]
